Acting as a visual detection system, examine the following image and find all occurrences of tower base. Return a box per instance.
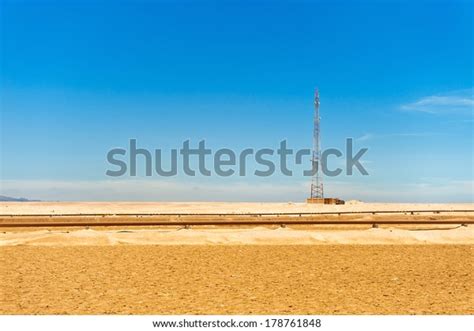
[306,198,345,205]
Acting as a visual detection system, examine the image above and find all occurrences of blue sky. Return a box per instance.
[0,0,473,202]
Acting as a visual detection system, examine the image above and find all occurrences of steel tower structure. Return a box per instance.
[310,88,324,199]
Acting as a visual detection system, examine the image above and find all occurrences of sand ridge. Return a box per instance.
[1,226,473,246]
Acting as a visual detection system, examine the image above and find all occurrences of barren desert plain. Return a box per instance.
[0,202,473,314]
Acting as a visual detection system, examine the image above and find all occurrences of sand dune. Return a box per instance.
[1,226,473,246]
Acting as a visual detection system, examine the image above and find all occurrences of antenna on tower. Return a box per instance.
[307,88,344,205]
[310,88,324,199]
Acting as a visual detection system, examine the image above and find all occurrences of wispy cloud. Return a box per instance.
[355,132,435,142]
[355,133,374,142]
[400,88,473,114]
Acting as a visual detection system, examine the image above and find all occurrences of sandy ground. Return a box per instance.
[1,245,472,314]
[1,226,473,246]
[1,202,472,314]
[1,201,473,215]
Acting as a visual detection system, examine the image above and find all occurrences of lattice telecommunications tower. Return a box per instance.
[310,88,324,199]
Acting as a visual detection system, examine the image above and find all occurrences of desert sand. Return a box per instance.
[0,202,472,315]
[1,245,472,314]
[1,201,473,215]
[1,226,473,246]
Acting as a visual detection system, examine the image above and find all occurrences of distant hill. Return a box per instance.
[0,195,40,202]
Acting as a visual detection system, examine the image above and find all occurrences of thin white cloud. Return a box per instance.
[401,88,474,114]
[355,133,374,142]
[356,132,435,142]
